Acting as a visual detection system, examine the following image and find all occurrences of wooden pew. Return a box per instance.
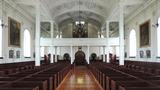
[104,74,128,90]
[124,60,160,75]
[0,61,71,90]
[22,77,53,90]
[0,61,35,76]
[116,81,153,90]
[7,81,47,90]
[0,87,39,90]
[107,76,137,90]
[32,73,57,90]
[89,62,158,90]
[110,78,143,90]
[119,87,160,90]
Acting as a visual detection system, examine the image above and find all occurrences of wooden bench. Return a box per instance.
[111,79,144,90]
[0,87,39,90]
[8,81,47,90]
[107,77,137,90]
[89,62,158,90]
[22,77,53,90]
[119,87,160,90]
[116,81,153,90]
[32,73,57,90]
[0,61,35,76]
[0,61,71,90]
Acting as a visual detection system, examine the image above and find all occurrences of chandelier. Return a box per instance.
[72,0,88,38]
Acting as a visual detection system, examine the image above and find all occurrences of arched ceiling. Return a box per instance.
[13,0,152,27]
[56,11,104,27]
[42,0,119,26]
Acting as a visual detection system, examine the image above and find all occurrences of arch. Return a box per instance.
[90,53,97,60]
[129,29,137,57]
[157,18,160,56]
[74,51,86,65]
[63,53,70,61]
[0,20,2,57]
[23,29,31,57]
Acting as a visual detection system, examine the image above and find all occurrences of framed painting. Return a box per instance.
[8,17,21,47]
[16,50,20,58]
[9,50,14,58]
[140,50,144,58]
[140,20,150,47]
[146,50,151,58]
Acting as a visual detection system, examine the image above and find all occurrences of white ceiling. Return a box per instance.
[13,0,151,26]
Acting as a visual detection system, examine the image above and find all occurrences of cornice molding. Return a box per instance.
[125,0,156,23]
[5,0,34,23]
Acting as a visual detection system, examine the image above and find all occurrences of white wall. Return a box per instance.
[125,0,160,62]
[0,1,35,64]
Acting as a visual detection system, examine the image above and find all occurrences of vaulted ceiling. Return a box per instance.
[13,0,152,27]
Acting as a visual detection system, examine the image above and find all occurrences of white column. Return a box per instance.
[55,46,57,62]
[70,46,73,64]
[50,21,54,63]
[113,46,116,55]
[59,47,61,57]
[119,1,125,65]
[106,21,110,63]
[103,46,105,62]
[87,45,90,64]
[35,1,41,66]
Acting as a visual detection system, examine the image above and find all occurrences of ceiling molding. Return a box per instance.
[52,5,107,19]
[48,0,111,11]
[125,0,156,23]
[5,0,34,23]
[123,0,145,6]
[40,3,52,20]
[14,0,36,6]
[40,0,53,20]
[54,10,104,26]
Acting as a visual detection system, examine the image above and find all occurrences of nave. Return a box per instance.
[57,66,102,90]
[1,59,160,90]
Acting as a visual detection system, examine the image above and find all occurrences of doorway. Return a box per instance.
[74,51,86,65]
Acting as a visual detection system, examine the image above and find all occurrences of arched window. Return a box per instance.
[40,47,44,57]
[157,18,160,57]
[129,29,137,57]
[0,20,2,57]
[23,29,31,57]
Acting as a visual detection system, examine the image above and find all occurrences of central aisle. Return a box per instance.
[57,66,102,90]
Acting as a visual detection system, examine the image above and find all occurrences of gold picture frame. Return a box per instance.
[139,20,150,47]
[8,17,21,47]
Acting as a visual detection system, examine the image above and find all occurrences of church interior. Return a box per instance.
[0,0,160,90]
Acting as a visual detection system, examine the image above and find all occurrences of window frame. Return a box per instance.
[129,29,137,58]
[0,20,3,58]
[23,29,31,58]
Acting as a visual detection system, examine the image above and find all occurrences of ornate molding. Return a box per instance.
[5,0,34,23]
[125,0,156,23]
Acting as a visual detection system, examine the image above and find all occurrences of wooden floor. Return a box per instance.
[57,66,102,90]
